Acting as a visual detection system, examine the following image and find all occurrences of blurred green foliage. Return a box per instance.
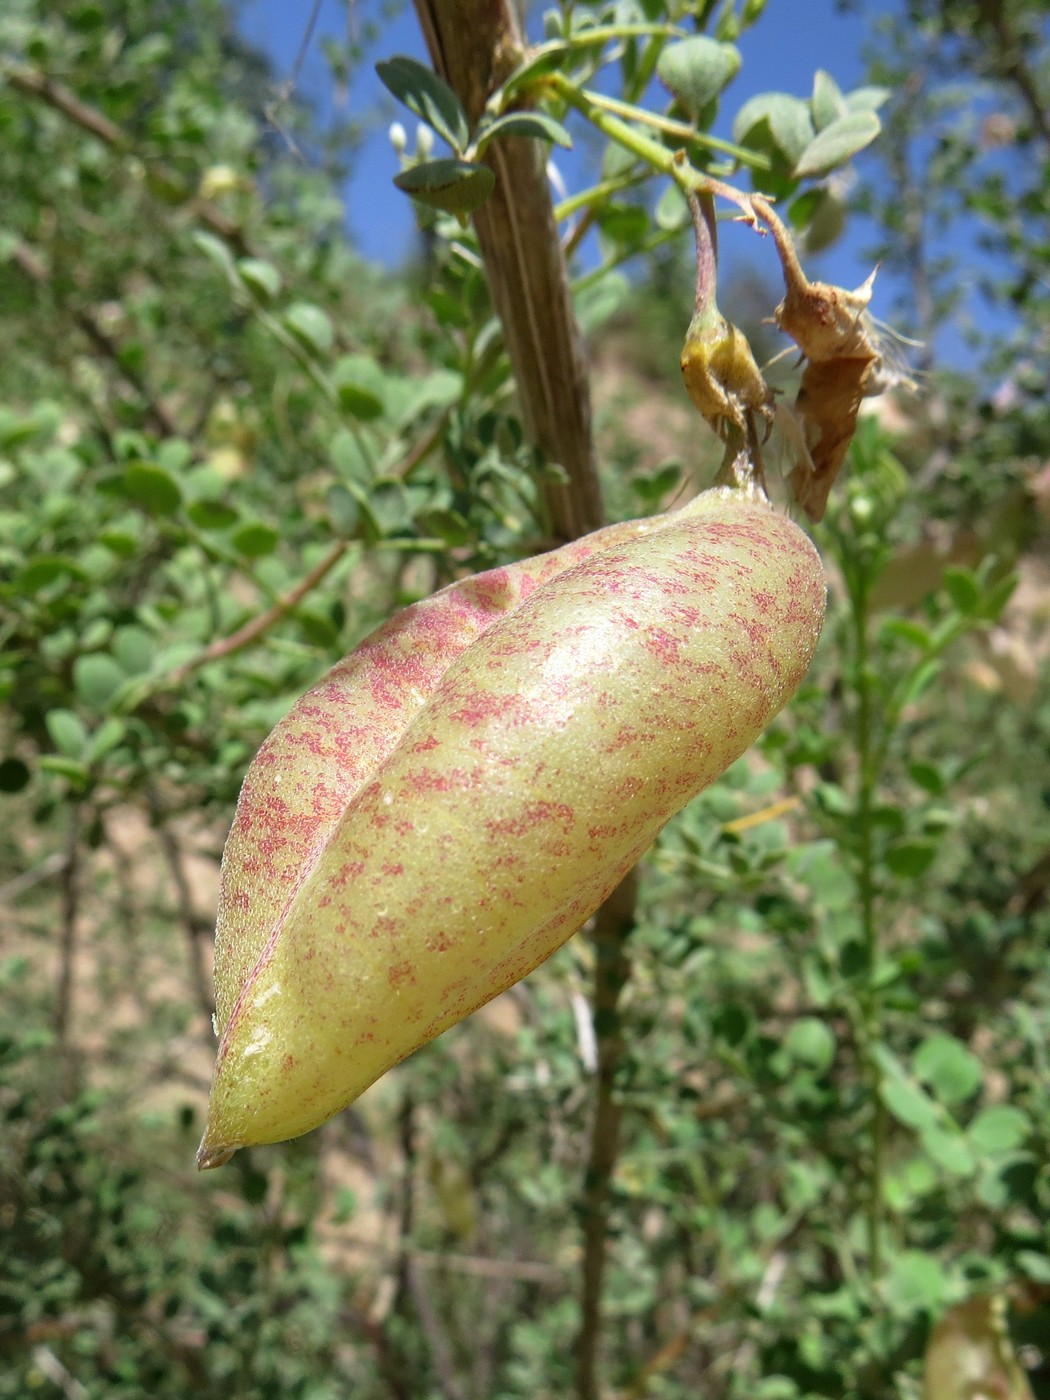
[1,1,1048,1398]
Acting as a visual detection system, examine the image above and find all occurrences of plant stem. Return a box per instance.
[169,541,347,682]
[53,803,83,1051]
[574,86,771,168]
[688,189,718,319]
[576,867,638,1400]
[144,783,215,1031]
[413,0,605,542]
[849,568,886,1280]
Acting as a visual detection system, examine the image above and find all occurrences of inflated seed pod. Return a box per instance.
[198,486,825,1168]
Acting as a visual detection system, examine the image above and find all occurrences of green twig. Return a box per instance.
[576,86,772,168]
[545,71,762,216]
[553,170,649,223]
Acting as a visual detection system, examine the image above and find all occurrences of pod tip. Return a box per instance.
[196,1135,238,1171]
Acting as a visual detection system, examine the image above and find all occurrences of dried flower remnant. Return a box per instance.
[922,1293,1035,1400]
[751,194,914,522]
[680,188,773,447]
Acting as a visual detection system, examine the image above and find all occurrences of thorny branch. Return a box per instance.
[10,238,182,437]
[394,1094,467,1400]
[167,413,446,686]
[977,0,1050,146]
[53,804,83,1052]
[168,541,351,686]
[144,784,214,1029]
[4,62,253,255]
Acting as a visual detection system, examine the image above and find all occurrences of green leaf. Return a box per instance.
[87,716,127,761]
[978,572,1017,621]
[884,1251,950,1316]
[415,507,471,547]
[1016,1250,1050,1284]
[499,44,569,101]
[574,271,629,334]
[657,36,741,115]
[908,761,946,796]
[191,229,237,278]
[885,839,938,879]
[846,85,891,114]
[158,439,193,473]
[332,358,385,421]
[789,189,823,226]
[884,1154,939,1210]
[326,484,360,536]
[921,1126,976,1176]
[39,756,91,785]
[231,522,279,558]
[428,289,471,328]
[46,709,89,759]
[283,303,334,358]
[875,1048,939,1132]
[73,654,126,710]
[793,110,880,177]
[375,56,470,153]
[112,625,155,675]
[394,159,495,217]
[943,566,981,614]
[914,1033,982,1104]
[399,368,464,423]
[811,69,846,130]
[330,427,373,487]
[732,92,814,164]
[99,529,138,558]
[897,657,942,709]
[122,461,182,515]
[632,462,682,504]
[187,500,238,530]
[789,186,846,252]
[18,554,85,590]
[336,381,384,420]
[784,1017,836,1074]
[0,410,41,451]
[654,183,688,231]
[968,1105,1031,1155]
[236,258,282,302]
[880,617,931,650]
[476,111,572,150]
[367,480,412,536]
[597,203,649,249]
[298,610,340,648]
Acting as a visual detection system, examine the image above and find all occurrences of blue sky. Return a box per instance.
[238,1,873,261]
[235,1,968,360]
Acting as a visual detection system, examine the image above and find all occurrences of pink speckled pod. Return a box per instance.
[198,487,825,1167]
